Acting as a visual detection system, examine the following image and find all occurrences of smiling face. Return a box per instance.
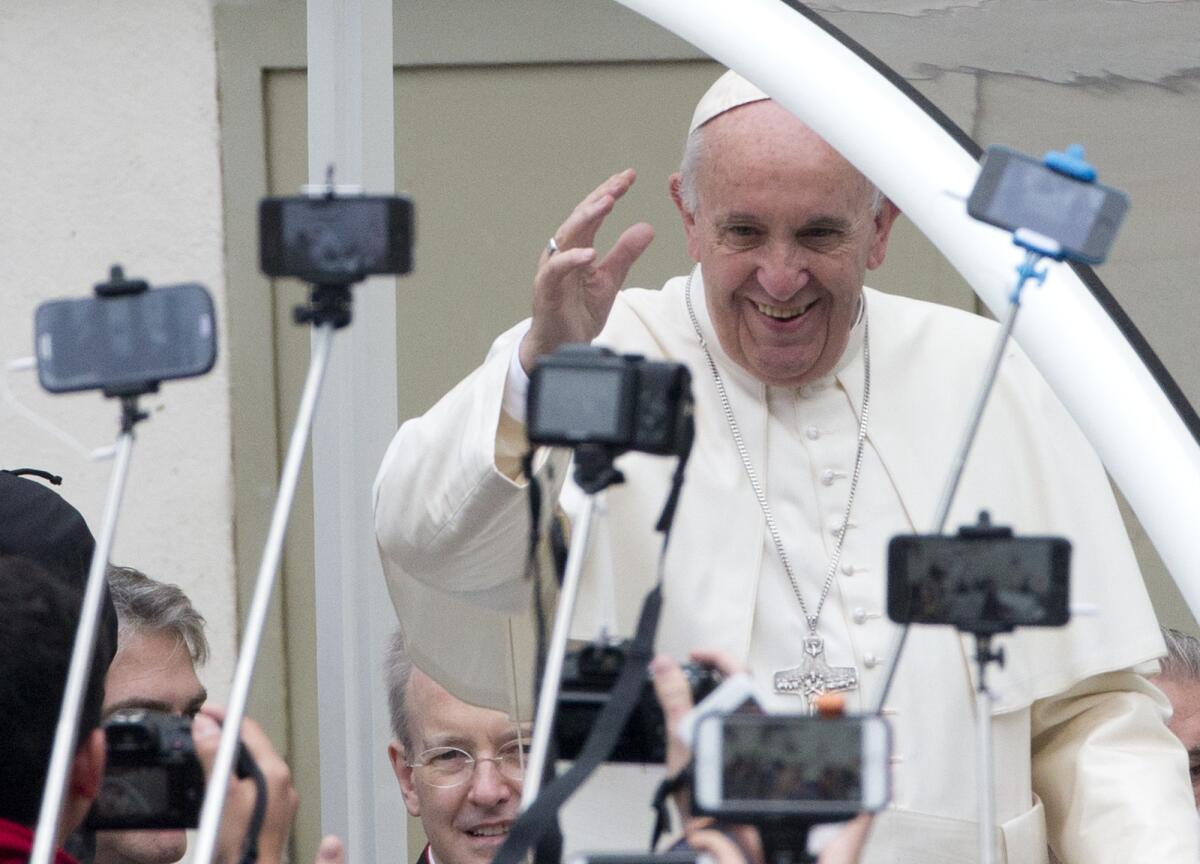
[672,101,899,388]
[389,669,524,864]
[95,629,207,864]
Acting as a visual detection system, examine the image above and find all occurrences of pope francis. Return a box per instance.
[373,70,1197,862]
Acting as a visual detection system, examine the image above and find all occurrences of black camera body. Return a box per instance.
[527,345,693,458]
[259,194,414,284]
[554,641,720,764]
[85,710,205,830]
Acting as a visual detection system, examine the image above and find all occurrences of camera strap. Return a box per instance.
[493,582,664,864]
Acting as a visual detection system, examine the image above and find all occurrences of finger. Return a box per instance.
[597,222,654,288]
[200,702,228,723]
[535,247,600,308]
[650,654,696,723]
[580,168,636,210]
[552,193,618,255]
[315,836,345,864]
[555,169,638,253]
[687,648,749,679]
[684,827,750,864]
[192,712,222,773]
[817,814,873,863]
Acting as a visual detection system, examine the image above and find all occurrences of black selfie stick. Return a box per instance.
[31,267,158,864]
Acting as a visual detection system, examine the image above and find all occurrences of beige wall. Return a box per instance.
[0,1,238,699]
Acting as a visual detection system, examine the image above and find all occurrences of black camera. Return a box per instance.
[887,514,1071,635]
[85,710,205,830]
[259,194,414,284]
[554,641,720,764]
[527,345,693,458]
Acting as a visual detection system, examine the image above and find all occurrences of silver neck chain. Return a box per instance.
[683,269,871,635]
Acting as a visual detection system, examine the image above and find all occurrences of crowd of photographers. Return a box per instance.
[1,462,874,864]
[6,462,1200,864]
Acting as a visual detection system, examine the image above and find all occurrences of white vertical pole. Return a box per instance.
[307,2,404,863]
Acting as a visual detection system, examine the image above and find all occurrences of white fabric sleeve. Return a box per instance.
[1031,668,1200,862]
[501,319,532,424]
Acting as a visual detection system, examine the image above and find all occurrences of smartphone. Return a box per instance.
[967,145,1128,263]
[887,533,1071,631]
[259,195,414,283]
[692,713,890,820]
[569,854,713,864]
[35,283,216,394]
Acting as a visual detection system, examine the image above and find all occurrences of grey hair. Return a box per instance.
[1159,626,1200,681]
[676,124,885,217]
[105,565,209,665]
[385,626,415,747]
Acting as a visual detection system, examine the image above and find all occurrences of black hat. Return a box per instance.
[0,468,118,660]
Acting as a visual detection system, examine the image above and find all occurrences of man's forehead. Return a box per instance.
[409,666,524,740]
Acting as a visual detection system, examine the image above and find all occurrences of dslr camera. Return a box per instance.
[86,709,205,830]
[555,640,720,763]
[527,345,693,458]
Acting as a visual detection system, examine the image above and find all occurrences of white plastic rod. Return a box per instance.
[30,430,135,864]
[191,322,337,864]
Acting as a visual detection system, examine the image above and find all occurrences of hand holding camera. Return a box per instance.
[193,707,299,864]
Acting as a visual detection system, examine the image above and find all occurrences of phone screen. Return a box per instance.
[724,716,861,804]
[887,534,1071,629]
[35,283,216,393]
[694,713,889,817]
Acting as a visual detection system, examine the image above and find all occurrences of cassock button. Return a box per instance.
[863,653,880,668]
[805,426,821,440]
[852,607,868,624]
[841,563,855,576]
[820,469,837,486]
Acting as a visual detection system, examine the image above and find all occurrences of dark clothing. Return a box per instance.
[413,844,431,864]
[0,816,80,864]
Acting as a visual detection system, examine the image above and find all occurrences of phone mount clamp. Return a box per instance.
[31,265,161,864]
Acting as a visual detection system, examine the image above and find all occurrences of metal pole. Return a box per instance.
[873,251,1039,715]
[192,322,337,864]
[521,492,599,810]
[976,673,996,864]
[30,429,135,864]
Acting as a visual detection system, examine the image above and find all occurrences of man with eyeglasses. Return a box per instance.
[385,629,527,864]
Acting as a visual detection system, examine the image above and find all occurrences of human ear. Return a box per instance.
[669,173,703,263]
[388,741,421,818]
[866,199,901,271]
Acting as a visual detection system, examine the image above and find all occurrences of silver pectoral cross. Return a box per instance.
[774,634,858,712]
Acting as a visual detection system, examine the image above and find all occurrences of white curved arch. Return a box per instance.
[614,0,1200,616]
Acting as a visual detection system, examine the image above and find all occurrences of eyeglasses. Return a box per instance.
[407,739,528,788]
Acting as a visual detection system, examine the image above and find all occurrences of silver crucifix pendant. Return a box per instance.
[774,634,858,711]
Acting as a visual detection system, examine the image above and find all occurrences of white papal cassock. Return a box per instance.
[373,271,1197,862]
